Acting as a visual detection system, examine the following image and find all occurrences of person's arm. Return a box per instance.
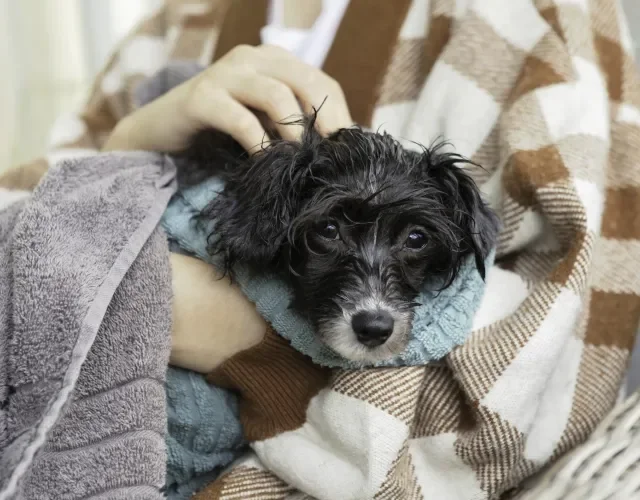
[170,253,267,372]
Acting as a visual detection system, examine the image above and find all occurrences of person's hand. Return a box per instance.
[104,44,353,153]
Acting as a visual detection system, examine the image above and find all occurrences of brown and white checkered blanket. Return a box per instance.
[1,1,639,499]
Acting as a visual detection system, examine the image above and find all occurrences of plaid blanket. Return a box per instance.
[1,1,639,499]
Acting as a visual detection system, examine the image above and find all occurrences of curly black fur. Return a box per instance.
[180,113,499,363]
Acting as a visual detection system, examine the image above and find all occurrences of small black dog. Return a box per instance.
[182,114,499,364]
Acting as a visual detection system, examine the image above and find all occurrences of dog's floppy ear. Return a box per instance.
[428,151,500,280]
[203,120,324,271]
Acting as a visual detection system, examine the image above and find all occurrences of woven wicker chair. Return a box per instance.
[514,389,640,499]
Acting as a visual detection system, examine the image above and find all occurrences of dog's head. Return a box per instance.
[202,116,499,364]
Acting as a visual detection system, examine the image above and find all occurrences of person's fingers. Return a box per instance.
[235,45,353,135]
[187,82,267,152]
[260,46,353,134]
[223,71,304,141]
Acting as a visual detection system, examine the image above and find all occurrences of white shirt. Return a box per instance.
[260,0,350,68]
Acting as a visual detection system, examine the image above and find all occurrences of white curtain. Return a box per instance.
[0,0,163,171]
[625,0,640,60]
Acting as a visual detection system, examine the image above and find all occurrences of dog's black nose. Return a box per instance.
[352,310,394,347]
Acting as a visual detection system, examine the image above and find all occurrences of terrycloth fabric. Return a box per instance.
[0,153,176,499]
[161,175,490,368]
[2,1,640,499]
[165,367,245,500]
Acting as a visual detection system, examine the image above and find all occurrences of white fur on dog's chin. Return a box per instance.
[319,304,412,365]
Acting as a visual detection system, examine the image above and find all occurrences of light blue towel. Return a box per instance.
[164,367,245,500]
[161,177,492,369]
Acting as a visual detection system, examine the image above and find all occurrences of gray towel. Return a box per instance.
[0,152,177,499]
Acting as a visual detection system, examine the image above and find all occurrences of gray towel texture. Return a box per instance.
[0,152,176,499]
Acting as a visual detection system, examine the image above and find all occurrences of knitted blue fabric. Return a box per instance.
[161,177,493,368]
[164,367,245,500]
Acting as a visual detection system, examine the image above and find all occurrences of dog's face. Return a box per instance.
[291,194,448,364]
[202,118,499,364]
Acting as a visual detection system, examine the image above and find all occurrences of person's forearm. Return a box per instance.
[102,106,180,152]
[102,115,139,151]
[169,253,266,373]
[102,83,192,152]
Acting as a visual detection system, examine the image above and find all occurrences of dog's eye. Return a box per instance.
[316,221,340,240]
[405,230,427,250]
